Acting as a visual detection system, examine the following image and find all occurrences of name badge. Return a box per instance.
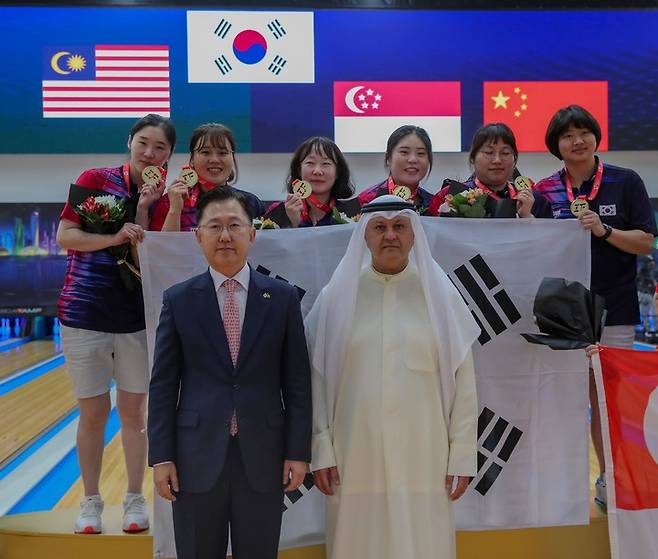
[599,204,616,216]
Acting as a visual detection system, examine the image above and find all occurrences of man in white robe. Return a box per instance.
[305,196,481,559]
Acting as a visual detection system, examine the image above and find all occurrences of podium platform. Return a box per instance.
[0,503,610,559]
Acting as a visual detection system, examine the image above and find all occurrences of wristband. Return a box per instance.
[599,223,613,241]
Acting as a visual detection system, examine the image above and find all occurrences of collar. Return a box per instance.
[209,262,250,293]
[559,155,600,182]
[367,262,415,284]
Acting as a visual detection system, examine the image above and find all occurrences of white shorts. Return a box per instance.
[60,325,149,398]
[600,325,635,349]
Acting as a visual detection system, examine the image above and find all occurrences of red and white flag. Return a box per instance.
[42,45,170,118]
[333,81,461,153]
[593,347,658,559]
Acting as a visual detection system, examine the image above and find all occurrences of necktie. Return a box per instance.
[223,278,240,436]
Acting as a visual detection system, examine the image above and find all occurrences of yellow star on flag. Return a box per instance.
[491,90,510,109]
[514,110,521,118]
[514,87,521,94]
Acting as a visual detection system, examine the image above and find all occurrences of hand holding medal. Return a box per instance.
[163,167,200,214]
[513,176,535,218]
[142,165,163,187]
[179,168,198,188]
[570,198,589,217]
[514,176,534,192]
[566,159,603,219]
[291,179,312,199]
[137,165,166,209]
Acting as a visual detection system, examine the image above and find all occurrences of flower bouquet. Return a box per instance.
[68,184,141,291]
[331,208,360,224]
[439,188,489,218]
[253,217,280,230]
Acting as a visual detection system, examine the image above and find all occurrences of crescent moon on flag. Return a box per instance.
[345,86,365,114]
[50,51,71,75]
[645,387,658,463]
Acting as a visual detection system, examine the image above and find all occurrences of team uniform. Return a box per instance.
[535,158,657,334]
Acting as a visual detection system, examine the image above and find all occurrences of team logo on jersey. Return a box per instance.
[599,204,616,216]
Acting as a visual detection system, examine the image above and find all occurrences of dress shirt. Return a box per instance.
[208,262,250,333]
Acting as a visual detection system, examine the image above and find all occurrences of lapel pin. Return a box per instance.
[263,292,271,299]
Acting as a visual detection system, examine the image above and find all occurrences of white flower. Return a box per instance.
[438,202,454,213]
[94,195,119,208]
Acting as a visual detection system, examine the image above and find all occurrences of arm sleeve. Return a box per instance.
[531,192,555,219]
[625,171,657,235]
[447,349,478,477]
[281,286,313,462]
[357,184,380,206]
[60,168,100,224]
[149,194,171,231]
[147,290,183,465]
[305,296,338,471]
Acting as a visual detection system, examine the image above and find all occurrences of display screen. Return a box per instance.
[1,7,657,153]
[0,204,66,316]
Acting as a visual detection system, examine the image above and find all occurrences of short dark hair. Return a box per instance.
[189,123,238,184]
[545,105,602,160]
[129,113,176,152]
[469,123,518,165]
[195,186,253,224]
[287,136,354,199]
[385,125,433,176]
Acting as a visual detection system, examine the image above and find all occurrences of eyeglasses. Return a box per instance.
[196,222,250,236]
[477,150,515,161]
[195,148,234,159]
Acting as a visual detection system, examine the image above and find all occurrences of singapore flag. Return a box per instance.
[333,81,461,153]
[593,347,658,559]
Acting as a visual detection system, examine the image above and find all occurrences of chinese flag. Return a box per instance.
[482,81,608,152]
[599,347,658,511]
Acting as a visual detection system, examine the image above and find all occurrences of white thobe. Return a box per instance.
[308,265,478,559]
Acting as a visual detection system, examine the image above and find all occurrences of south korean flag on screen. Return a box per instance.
[187,11,315,84]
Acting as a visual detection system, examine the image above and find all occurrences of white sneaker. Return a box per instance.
[74,495,104,534]
[122,493,149,533]
[595,475,607,508]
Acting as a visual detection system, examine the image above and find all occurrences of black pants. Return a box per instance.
[172,437,284,559]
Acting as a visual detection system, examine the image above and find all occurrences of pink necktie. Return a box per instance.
[223,279,240,436]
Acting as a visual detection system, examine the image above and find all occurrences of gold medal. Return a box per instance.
[392,185,412,200]
[141,165,162,187]
[179,168,198,188]
[291,179,312,199]
[514,176,533,191]
[570,198,589,217]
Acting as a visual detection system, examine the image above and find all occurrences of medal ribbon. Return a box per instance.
[474,178,516,201]
[300,195,336,223]
[565,159,603,203]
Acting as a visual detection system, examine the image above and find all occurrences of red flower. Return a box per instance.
[80,196,100,214]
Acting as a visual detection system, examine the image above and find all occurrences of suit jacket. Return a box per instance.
[148,266,312,494]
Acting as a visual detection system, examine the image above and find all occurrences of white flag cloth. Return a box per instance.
[186,11,315,83]
[139,218,591,557]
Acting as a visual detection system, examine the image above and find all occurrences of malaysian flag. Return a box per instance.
[42,45,170,118]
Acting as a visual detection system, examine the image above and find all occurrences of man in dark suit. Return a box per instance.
[148,187,312,559]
